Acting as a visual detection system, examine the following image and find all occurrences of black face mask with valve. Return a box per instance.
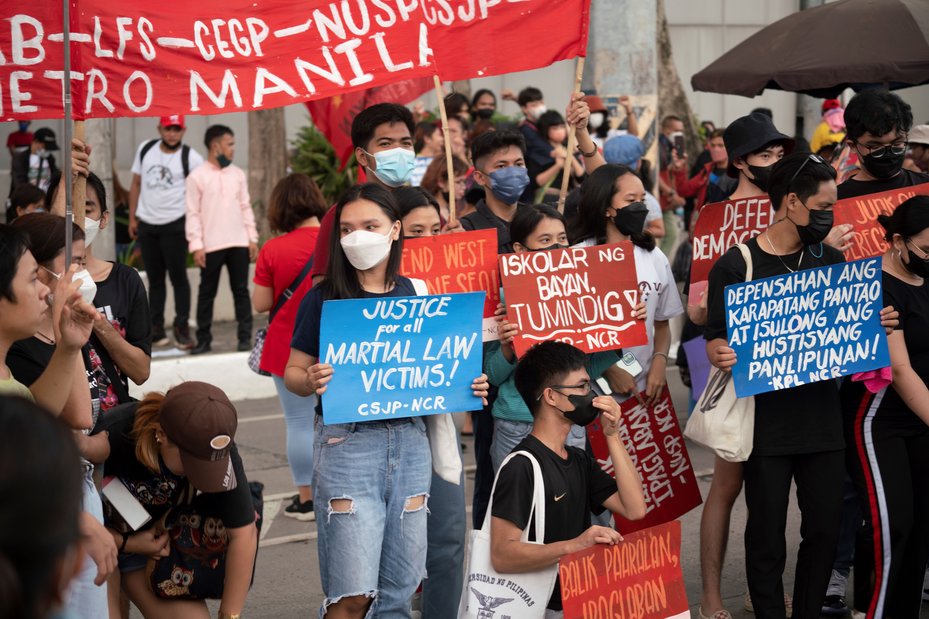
[559,391,600,427]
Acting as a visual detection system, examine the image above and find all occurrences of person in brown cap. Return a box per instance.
[584,94,638,150]
[96,381,257,619]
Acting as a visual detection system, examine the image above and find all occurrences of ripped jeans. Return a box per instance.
[313,415,431,618]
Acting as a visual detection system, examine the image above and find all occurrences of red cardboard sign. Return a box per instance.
[400,229,500,341]
[0,0,590,120]
[689,195,772,306]
[499,242,647,357]
[560,520,689,619]
[587,387,701,533]
[833,182,929,261]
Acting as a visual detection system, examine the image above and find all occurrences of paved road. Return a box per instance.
[132,365,929,618]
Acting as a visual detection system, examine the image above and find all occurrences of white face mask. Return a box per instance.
[589,112,606,130]
[73,269,98,304]
[84,217,100,247]
[340,229,395,271]
[528,104,547,121]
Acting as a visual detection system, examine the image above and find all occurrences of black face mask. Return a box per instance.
[903,247,929,278]
[862,151,904,180]
[474,108,495,120]
[161,139,181,152]
[558,391,600,427]
[794,202,834,246]
[612,201,648,236]
[745,164,773,192]
[534,243,568,252]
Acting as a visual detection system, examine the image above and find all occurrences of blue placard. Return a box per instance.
[319,291,485,424]
[725,257,890,398]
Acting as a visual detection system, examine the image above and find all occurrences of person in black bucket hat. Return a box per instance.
[723,112,795,194]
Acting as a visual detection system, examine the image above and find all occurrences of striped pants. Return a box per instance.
[844,385,929,618]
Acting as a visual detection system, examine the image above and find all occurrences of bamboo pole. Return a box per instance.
[433,75,457,228]
[557,57,586,213]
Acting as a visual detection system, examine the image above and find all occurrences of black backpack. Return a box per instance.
[140,139,191,177]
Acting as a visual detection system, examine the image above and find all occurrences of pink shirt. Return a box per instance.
[185,161,258,253]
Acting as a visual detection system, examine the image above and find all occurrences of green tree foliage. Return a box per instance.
[290,124,357,203]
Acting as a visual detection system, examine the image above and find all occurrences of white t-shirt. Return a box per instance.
[410,155,433,187]
[644,191,662,223]
[28,154,54,192]
[573,239,684,393]
[131,141,204,225]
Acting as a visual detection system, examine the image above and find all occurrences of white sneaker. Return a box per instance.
[850,611,866,619]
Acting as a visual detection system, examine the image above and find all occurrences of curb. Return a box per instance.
[130,351,277,402]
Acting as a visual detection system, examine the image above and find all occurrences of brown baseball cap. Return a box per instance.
[159,382,238,493]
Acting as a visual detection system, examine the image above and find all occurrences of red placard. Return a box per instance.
[587,387,701,533]
[499,242,647,357]
[400,229,500,341]
[0,0,590,120]
[560,521,689,619]
[833,182,929,261]
[689,195,772,306]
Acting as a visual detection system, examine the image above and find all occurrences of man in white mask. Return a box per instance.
[10,127,60,195]
[516,86,555,203]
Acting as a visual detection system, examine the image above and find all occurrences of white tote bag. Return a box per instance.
[684,243,755,463]
[458,451,558,619]
[410,277,463,485]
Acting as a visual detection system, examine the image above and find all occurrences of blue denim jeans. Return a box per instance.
[422,435,466,618]
[313,416,431,618]
[66,467,108,619]
[272,375,316,487]
[490,418,587,474]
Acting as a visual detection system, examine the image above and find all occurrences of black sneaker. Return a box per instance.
[190,341,212,355]
[174,324,194,350]
[152,326,169,347]
[822,595,848,616]
[283,498,315,522]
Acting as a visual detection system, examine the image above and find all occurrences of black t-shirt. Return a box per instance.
[460,200,523,254]
[876,272,929,418]
[837,169,929,199]
[704,237,846,456]
[491,434,617,610]
[88,263,152,411]
[291,277,417,418]
[8,337,100,423]
[97,402,255,534]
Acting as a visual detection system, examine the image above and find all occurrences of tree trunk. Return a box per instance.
[85,118,116,260]
[450,80,471,99]
[656,0,702,161]
[247,108,288,242]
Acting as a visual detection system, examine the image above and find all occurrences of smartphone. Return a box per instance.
[596,353,645,395]
[671,131,685,157]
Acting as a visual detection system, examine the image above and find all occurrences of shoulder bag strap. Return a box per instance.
[139,139,160,165]
[181,145,191,178]
[91,335,134,404]
[736,243,753,282]
[268,255,315,324]
[480,450,546,543]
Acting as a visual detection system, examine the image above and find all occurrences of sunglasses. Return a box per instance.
[787,153,830,190]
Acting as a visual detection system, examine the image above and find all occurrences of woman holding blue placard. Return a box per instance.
[840,195,929,619]
[285,183,489,619]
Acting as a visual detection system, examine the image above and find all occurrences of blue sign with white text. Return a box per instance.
[319,291,485,424]
[725,257,889,398]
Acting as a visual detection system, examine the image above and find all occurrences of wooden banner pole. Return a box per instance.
[557,56,586,214]
[433,75,457,228]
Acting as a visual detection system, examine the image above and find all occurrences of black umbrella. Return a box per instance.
[691,0,929,98]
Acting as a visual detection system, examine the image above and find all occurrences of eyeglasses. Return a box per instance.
[907,239,929,262]
[537,380,592,400]
[855,140,908,159]
[787,153,830,190]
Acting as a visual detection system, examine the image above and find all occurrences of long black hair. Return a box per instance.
[510,204,565,248]
[325,183,403,300]
[568,164,655,251]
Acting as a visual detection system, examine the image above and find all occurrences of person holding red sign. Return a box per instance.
[840,196,929,619]
[489,340,646,615]
[568,164,684,406]
[285,183,489,619]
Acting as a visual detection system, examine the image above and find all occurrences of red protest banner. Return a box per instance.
[400,229,500,341]
[689,195,772,306]
[587,387,701,534]
[560,520,689,619]
[499,242,647,357]
[833,182,929,261]
[0,0,590,120]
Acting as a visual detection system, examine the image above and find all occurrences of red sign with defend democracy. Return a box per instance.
[499,242,647,357]
[833,182,929,260]
[559,520,689,619]
[587,387,701,534]
[0,0,590,120]
[401,229,500,341]
[689,195,772,306]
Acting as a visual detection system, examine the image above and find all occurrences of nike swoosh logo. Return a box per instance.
[554,493,566,501]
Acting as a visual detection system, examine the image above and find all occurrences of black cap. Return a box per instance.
[33,128,59,151]
[723,113,794,178]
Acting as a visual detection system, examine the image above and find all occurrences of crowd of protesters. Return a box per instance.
[2,79,929,619]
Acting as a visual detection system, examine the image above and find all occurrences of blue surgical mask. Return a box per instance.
[486,166,530,205]
[18,122,29,132]
[365,147,416,187]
